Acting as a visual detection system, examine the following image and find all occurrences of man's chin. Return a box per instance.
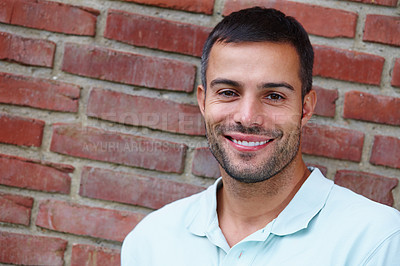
[221,163,274,183]
[227,172,273,184]
[231,176,269,184]
[227,152,270,166]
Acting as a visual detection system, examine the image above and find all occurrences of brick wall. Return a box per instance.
[0,0,399,265]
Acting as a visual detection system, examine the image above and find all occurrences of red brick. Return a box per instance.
[80,166,204,209]
[335,170,398,206]
[223,0,357,38]
[363,15,400,47]
[0,192,33,225]
[0,153,72,193]
[343,91,400,126]
[0,72,80,112]
[370,135,400,169]
[391,58,400,88]
[105,10,211,57]
[62,43,196,92]
[71,244,120,266]
[344,0,398,6]
[119,0,214,14]
[0,231,67,266]
[192,147,220,178]
[0,1,13,22]
[302,123,364,162]
[87,88,204,135]
[0,113,44,147]
[0,0,99,36]
[0,31,55,67]
[50,123,187,173]
[313,86,338,117]
[313,45,384,85]
[36,200,145,242]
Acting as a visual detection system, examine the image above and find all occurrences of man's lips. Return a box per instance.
[231,138,271,147]
[224,133,274,149]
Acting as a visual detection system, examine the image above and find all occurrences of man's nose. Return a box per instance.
[233,96,264,127]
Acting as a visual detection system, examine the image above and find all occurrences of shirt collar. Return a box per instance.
[185,168,334,237]
[185,177,222,237]
[271,168,334,236]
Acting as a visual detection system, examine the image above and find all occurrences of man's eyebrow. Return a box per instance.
[260,82,294,91]
[210,78,242,88]
[210,79,295,91]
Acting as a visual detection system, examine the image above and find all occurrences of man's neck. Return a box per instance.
[216,158,310,248]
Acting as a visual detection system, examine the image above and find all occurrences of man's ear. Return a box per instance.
[197,85,206,116]
[301,89,317,127]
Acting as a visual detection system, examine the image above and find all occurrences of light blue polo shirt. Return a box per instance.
[121,168,400,265]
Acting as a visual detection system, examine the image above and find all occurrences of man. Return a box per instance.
[122,7,400,265]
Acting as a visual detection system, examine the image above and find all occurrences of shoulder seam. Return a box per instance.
[361,229,400,265]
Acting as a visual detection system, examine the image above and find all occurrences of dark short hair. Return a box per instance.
[201,7,314,100]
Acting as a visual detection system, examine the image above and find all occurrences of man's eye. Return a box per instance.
[219,90,238,97]
[266,93,284,101]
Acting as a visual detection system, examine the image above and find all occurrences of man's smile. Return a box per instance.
[223,132,276,151]
[231,139,270,147]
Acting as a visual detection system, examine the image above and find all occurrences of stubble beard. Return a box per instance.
[206,122,301,184]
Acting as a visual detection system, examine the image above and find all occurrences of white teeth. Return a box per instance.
[232,139,269,147]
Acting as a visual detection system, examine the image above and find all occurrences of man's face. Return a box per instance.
[198,41,309,183]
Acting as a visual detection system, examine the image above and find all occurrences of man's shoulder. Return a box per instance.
[123,185,210,243]
[325,183,400,230]
[138,188,206,231]
[318,184,400,264]
[121,185,212,265]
